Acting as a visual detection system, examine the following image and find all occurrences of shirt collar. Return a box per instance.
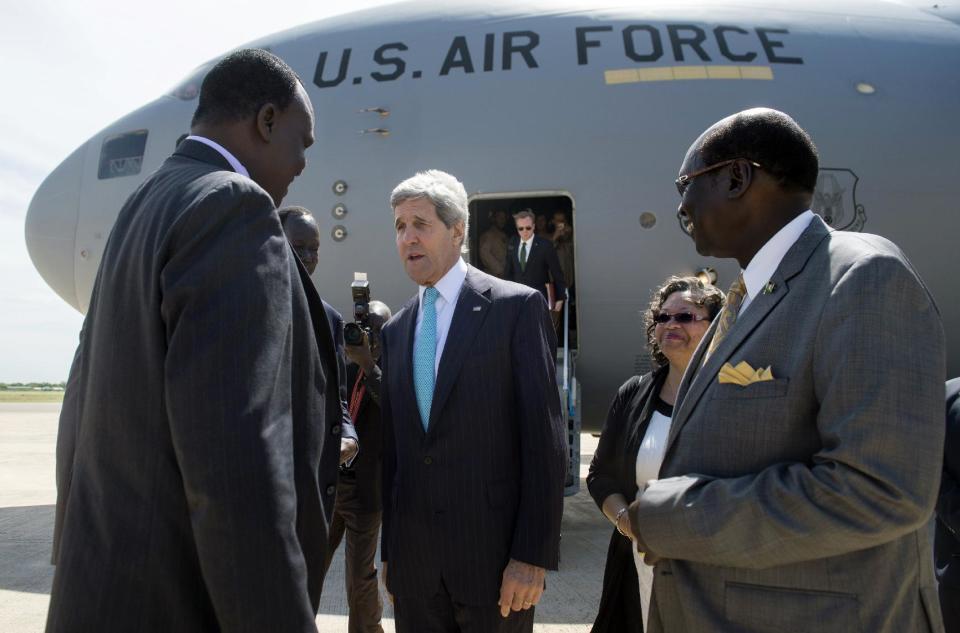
[742,210,815,299]
[520,234,534,245]
[185,135,250,178]
[418,257,468,307]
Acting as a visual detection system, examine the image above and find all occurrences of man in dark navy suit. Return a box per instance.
[379,170,567,632]
[504,209,566,313]
[939,378,960,632]
[48,49,355,633]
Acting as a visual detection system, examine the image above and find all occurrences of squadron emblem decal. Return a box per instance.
[813,168,867,232]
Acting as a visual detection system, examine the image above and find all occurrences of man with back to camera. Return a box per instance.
[324,299,393,633]
[938,378,960,632]
[47,49,357,633]
[625,108,946,632]
[504,209,566,313]
[379,170,567,632]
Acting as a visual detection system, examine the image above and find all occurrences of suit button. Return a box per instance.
[332,424,341,435]
[423,456,433,465]
[326,484,336,496]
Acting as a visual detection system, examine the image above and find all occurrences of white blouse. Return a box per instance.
[635,409,672,488]
[633,398,674,631]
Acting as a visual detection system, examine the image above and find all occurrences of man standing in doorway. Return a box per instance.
[504,209,566,314]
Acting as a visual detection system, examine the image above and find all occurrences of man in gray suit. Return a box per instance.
[380,170,567,632]
[47,49,356,633]
[626,109,946,632]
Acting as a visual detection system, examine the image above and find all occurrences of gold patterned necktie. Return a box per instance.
[703,273,747,363]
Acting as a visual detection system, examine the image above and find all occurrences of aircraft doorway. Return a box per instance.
[467,193,577,351]
[469,191,581,494]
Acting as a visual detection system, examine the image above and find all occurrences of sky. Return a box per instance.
[0,0,393,382]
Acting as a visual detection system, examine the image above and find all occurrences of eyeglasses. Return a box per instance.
[517,226,533,232]
[675,159,762,197]
[652,312,710,325]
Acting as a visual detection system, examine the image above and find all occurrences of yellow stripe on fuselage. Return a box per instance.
[604,65,774,84]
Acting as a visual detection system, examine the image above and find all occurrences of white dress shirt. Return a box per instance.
[415,257,468,373]
[517,235,534,262]
[739,210,815,314]
[184,135,250,178]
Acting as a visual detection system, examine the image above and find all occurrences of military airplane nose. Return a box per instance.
[25,144,85,311]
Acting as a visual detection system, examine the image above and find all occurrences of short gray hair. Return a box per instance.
[513,209,535,223]
[390,170,469,252]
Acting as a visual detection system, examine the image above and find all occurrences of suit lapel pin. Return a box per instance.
[763,282,777,295]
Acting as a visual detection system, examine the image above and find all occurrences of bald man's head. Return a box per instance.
[696,108,819,193]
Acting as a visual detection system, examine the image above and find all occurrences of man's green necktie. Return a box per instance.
[519,241,528,272]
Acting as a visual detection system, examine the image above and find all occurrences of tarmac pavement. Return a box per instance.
[0,403,609,632]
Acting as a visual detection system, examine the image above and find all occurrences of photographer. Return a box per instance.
[327,298,392,633]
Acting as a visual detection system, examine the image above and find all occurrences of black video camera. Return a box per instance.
[343,272,371,347]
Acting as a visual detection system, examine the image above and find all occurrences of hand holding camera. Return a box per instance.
[344,330,376,373]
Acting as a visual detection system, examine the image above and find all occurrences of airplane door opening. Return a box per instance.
[468,191,581,495]
[468,193,577,349]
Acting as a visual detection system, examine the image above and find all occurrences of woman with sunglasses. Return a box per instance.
[588,276,724,632]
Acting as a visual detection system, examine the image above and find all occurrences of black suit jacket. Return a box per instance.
[586,367,667,633]
[380,265,567,605]
[504,235,566,303]
[937,378,960,588]
[48,139,354,633]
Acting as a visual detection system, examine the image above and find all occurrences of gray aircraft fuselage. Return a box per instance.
[25,0,960,429]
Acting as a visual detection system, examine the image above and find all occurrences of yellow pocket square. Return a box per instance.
[718,361,774,386]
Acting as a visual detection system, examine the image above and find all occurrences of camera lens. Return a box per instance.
[344,322,365,346]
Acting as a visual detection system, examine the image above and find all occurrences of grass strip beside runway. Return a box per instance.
[0,391,64,403]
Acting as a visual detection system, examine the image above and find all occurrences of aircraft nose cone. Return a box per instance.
[25,144,85,311]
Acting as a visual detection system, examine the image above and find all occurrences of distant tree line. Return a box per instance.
[0,382,66,391]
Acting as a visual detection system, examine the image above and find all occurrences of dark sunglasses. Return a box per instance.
[653,312,710,325]
[675,159,762,197]
[517,226,533,232]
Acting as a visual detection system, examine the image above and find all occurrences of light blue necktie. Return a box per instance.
[414,286,439,431]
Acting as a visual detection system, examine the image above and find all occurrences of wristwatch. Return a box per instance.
[615,507,629,536]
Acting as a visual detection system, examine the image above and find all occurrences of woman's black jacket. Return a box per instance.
[586,365,668,633]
